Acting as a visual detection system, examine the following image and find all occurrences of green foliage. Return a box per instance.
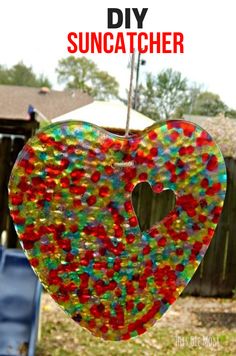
[174,86,229,118]
[56,56,119,100]
[138,74,160,121]
[36,74,52,88]
[137,68,235,120]
[174,85,202,118]
[0,62,52,88]
[138,68,187,120]
[190,91,226,116]
[0,65,9,84]
[225,108,236,119]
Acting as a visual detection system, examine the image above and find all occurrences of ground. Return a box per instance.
[36,294,236,356]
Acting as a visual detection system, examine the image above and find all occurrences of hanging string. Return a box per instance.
[125,51,136,137]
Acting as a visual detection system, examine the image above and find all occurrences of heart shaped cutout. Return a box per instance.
[132,182,176,231]
[8,120,226,341]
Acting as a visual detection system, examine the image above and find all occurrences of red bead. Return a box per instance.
[148,131,157,140]
[115,288,122,297]
[170,131,179,141]
[199,214,207,223]
[100,325,108,333]
[11,194,23,206]
[143,245,151,255]
[73,199,81,208]
[193,241,202,251]
[201,178,209,188]
[179,147,186,155]
[125,182,134,192]
[69,185,86,195]
[88,320,96,329]
[149,228,159,237]
[93,262,107,270]
[70,224,78,233]
[207,155,218,171]
[126,234,135,244]
[90,305,101,318]
[108,280,117,290]
[87,195,97,206]
[106,270,114,278]
[158,237,167,247]
[129,216,138,227]
[65,253,74,262]
[202,153,209,162]
[79,294,90,303]
[104,166,114,175]
[114,260,121,272]
[165,161,176,173]
[131,255,138,262]
[123,167,137,180]
[99,186,109,197]
[186,145,194,154]
[206,183,221,196]
[114,225,123,237]
[137,302,145,311]
[22,241,34,250]
[91,171,101,183]
[181,122,195,137]
[60,158,70,169]
[124,200,133,212]
[139,172,148,181]
[122,333,131,340]
[176,248,183,256]
[150,147,158,156]
[30,258,39,267]
[126,300,134,311]
[179,231,188,241]
[126,282,135,295]
[176,264,184,272]
[13,215,25,225]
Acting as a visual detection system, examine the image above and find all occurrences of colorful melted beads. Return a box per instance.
[8,120,226,340]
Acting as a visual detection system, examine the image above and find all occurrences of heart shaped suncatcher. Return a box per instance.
[8,120,226,340]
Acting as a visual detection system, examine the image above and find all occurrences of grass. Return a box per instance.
[36,294,236,356]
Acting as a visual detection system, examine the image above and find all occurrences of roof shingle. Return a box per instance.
[0,85,92,121]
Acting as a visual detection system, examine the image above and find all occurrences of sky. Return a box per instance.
[0,0,235,108]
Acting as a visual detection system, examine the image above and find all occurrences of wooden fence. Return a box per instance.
[0,117,39,247]
[1,117,235,296]
[133,157,236,297]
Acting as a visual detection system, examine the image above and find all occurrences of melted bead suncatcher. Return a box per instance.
[8,120,226,340]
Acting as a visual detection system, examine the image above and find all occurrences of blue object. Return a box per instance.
[0,245,3,265]
[27,105,35,115]
[0,246,42,356]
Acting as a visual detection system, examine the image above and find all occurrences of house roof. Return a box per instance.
[183,114,236,159]
[182,114,210,127]
[52,100,155,133]
[0,85,92,121]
